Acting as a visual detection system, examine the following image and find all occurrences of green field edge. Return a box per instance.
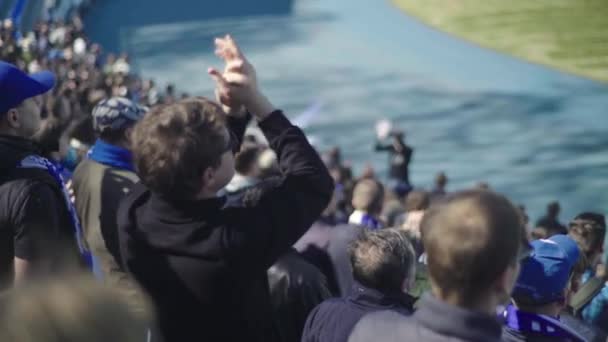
[390,0,608,84]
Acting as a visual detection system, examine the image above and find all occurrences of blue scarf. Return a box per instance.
[18,155,99,277]
[504,305,585,341]
[349,210,382,230]
[88,139,134,171]
[361,214,382,230]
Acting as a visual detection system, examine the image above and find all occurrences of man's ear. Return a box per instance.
[202,166,215,189]
[6,108,20,129]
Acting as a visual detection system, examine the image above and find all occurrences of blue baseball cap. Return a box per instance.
[513,234,580,305]
[0,61,55,114]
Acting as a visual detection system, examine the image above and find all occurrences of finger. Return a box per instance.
[215,36,240,61]
[225,59,245,73]
[223,72,248,85]
[215,88,231,104]
[214,38,232,60]
[215,46,232,60]
[225,35,245,60]
[219,92,231,107]
[208,67,229,87]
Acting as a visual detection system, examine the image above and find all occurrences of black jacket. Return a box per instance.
[302,282,415,342]
[268,249,331,342]
[349,294,503,342]
[375,139,413,184]
[327,224,364,296]
[117,111,334,342]
[0,135,78,290]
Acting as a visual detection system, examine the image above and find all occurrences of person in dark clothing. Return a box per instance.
[503,235,587,342]
[117,36,333,342]
[299,177,386,298]
[71,97,151,322]
[375,131,413,197]
[535,201,567,236]
[295,192,342,296]
[349,190,527,342]
[431,171,448,200]
[302,229,417,342]
[0,61,82,290]
[268,248,332,342]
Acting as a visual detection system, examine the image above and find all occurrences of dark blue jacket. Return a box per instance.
[349,293,503,342]
[301,282,415,342]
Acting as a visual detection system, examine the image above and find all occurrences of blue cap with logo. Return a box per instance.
[513,234,580,305]
[0,61,55,114]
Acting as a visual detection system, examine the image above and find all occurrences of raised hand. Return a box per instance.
[208,35,274,120]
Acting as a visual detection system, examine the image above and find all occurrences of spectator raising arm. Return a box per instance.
[208,36,335,267]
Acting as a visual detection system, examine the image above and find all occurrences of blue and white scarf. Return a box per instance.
[349,210,382,230]
[18,155,100,277]
[504,305,585,341]
[88,139,134,171]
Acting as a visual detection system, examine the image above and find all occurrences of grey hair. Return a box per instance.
[349,228,416,293]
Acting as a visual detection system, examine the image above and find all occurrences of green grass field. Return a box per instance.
[393,0,608,82]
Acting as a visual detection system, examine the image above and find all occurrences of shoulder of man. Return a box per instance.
[348,310,412,342]
[0,160,64,207]
[269,251,327,287]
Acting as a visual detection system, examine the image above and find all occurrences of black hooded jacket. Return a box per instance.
[117,111,334,342]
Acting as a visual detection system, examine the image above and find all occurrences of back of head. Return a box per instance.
[351,179,384,215]
[569,212,606,261]
[405,190,430,212]
[131,97,228,199]
[92,97,147,145]
[435,172,447,188]
[421,190,523,305]
[0,274,147,342]
[547,201,561,217]
[349,228,415,294]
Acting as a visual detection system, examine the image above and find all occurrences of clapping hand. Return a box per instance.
[208,35,274,120]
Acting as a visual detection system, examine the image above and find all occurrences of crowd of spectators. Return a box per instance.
[0,6,607,342]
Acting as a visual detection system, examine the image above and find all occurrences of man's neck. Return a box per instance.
[432,288,498,316]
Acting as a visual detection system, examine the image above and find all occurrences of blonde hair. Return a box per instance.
[0,274,149,342]
[351,179,384,214]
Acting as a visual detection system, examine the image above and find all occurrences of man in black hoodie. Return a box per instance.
[0,61,81,290]
[117,36,333,341]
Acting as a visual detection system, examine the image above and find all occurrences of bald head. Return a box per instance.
[421,190,523,304]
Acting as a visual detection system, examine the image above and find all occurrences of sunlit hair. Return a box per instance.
[349,228,416,293]
[421,190,523,305]
[131,97,228,199]
[0,274,149,342]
